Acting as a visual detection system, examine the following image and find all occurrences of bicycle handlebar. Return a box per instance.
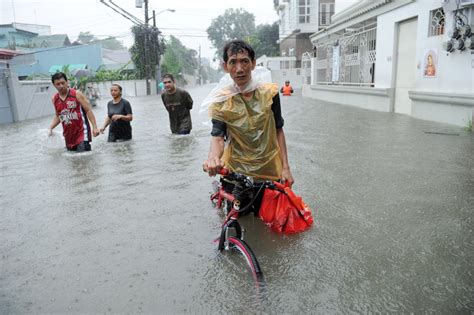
[218,168,230,176]
[218,168,287,190]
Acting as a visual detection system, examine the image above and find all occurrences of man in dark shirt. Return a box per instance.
[160,74,193,135]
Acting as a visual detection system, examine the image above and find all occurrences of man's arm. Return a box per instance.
[186,91,193,110]
[77,91,99,137]
[48,116,60,136]
[276,128,294,187]
[203,136,225,176]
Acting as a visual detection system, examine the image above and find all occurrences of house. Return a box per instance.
[304,0,474,127]
[0,24,38,50]
[274,0,335,66]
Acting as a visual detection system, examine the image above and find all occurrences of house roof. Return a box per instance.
[29,34,71,48]
[0,48,25,60]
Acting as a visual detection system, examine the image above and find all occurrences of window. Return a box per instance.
[299,0,310,24]
[320,3,335,26]
[429,8,445,36]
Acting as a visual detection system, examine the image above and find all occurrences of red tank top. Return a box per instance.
[53,89,91,149]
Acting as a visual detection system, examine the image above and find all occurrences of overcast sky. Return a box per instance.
[1,0,358,61]
[1,0,281,60]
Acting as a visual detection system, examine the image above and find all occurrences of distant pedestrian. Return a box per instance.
[161,74,193,135]
[100,84,133,142]
[280,80,294,96]
[48,72,99,152]
[85,83,100,107]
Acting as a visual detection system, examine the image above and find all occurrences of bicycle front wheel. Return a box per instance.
[226,236,264,282]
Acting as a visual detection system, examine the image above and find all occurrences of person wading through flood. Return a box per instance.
[99,84,133,142]
[202,39,294,214]
[48,72,99,152]
[161,74,193,135]
[280,80,294,96]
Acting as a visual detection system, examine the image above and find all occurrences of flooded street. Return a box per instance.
[1,85,473,313]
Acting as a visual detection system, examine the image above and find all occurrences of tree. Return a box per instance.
[160,35,198,84]
[97,37,126,50]
[249,22,280,57]
[77,31,96,44]
[129,26,164,79]
[77,31,126,50]
[207,8,256,55]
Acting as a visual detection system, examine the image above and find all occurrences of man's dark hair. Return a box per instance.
[222,39,255,63]
[162,73,175,82]
[51,72,67,83]
[111,83,122,92]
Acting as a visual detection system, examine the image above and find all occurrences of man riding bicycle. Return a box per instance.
[203,39,294,213]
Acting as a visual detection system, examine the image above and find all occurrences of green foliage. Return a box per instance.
[207,8,256,54]
[207,10,279,59]
[77,31,126,50]
[160,35,198,85]
[96,37,126,50]
[78,31,96,44]
[465,117,473,132]
[130,26,164,79]
[251,23,280,57]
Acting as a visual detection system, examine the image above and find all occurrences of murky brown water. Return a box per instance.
[1,85,473,313]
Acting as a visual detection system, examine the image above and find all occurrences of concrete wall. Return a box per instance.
[95,80,157,98]
[302,84,392,112]
[409,91,474,127]
[375,1,473,94]
[0,69,159,124]
[373,1,474,126]
[5,69,56,122]
[0,67,14,123]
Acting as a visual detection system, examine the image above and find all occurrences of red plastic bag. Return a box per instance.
[259,183,314,234]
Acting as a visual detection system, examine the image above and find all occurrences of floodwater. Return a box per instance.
[1,85,473,313]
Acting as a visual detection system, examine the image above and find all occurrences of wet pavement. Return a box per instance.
[1,85,473,313]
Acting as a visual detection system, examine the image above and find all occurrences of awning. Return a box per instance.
[48,63,88,74]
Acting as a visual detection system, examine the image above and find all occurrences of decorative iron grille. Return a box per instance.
[314,27,377,86]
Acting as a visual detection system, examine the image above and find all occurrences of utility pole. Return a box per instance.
[144,0,151,95]
[152,10,162,92]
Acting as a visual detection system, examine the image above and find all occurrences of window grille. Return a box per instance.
[429,8,445,36]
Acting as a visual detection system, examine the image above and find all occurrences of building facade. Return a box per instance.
[275,0,335,65]
[304,0,474,127]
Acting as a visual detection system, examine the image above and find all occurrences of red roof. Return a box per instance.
[0,49,25,60]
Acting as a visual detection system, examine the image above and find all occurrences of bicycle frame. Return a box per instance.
[210,169,247,249]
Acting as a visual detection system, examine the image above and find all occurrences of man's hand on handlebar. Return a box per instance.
[202,156,224,177]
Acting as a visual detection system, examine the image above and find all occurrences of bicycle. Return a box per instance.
[209,168,286,283]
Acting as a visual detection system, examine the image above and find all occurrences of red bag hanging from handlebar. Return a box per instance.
[259,182,314,234]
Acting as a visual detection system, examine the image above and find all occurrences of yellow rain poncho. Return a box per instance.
[208,81,282,181]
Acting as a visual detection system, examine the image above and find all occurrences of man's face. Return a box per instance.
[163,78,175,92]
[53,78,68,94]
[223,50,256,89]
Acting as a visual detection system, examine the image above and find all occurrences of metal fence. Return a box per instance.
[314,27,377,86]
